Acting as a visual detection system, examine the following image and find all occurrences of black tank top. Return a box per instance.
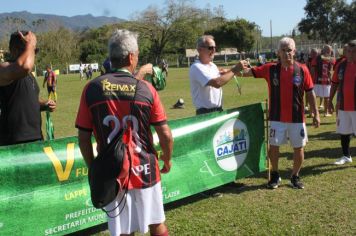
[0,75,42,145]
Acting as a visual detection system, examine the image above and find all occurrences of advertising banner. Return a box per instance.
[0,103,266,235]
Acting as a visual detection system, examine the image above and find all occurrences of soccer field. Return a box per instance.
[40,68,356,235]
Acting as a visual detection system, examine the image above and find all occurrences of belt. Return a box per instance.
[196,107,223,115]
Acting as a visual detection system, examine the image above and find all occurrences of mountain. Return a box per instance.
[0,11,125,39]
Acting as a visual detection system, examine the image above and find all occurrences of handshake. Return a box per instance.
[231,60,251,76]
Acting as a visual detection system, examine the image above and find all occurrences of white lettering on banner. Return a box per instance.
[44,219,87,236]
[131,163,151,176]
[65,207,99,220]
[164,190,180,199]
[45,209,106,235]
[87,214,106,223]
[85,198,94,207]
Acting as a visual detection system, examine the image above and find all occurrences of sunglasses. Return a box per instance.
[202,46,216,51]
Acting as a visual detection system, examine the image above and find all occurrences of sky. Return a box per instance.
[0,0,318,37]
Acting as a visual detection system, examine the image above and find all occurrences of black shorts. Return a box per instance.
[47,86,56,93]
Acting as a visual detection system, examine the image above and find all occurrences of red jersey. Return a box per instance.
[332,60,356,111]
[252,62,314,123]
[75,71,167,189]
[312,55,335,85]
[307,57,317,82]
[334,56,346,70]
[45,71,56,87]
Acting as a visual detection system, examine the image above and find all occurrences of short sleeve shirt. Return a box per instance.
[189,60,222,109]
[45,71,56,87]
[252,62,314,123]
[332,61,356,111]
[75,71,167,189]
[311,56,335,85]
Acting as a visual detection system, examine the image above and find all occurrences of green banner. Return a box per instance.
[0,103,266,235]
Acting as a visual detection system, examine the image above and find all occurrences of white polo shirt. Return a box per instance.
[189,60,222,109]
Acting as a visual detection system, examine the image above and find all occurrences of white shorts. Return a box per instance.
[337,110,356,135]
[269,121,308,148]
[314,84,331,98]
[104,182,166,235]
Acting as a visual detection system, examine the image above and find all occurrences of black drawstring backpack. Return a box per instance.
[88,79,138,216]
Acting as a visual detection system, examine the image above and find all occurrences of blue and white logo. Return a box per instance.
[338,70,344,81]
[293,75,302,86]
[213,119,250,171]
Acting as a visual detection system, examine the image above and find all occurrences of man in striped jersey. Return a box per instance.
[241,37,320,189]
[329,40,356,165]
[76,29,173,236]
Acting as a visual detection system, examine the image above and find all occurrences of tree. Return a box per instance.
[298,0,348,43]
[132,0,217,63]
[77,24,117,64]
[340,0,356,42]
[36,27,79,73]
[206,19,255,52]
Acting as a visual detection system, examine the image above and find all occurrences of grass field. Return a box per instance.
[40,68,356,235]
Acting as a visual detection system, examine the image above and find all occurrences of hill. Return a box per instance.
[0,11,124,39]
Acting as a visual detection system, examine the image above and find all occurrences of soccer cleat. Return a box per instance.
[334,156,352,165]
[290,175,304,189]
[267,171,281,189]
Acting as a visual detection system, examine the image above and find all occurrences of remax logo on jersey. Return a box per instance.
[213,119,249,172]
[101,79,136,92]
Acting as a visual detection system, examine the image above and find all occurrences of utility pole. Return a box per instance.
[270,20,273,57]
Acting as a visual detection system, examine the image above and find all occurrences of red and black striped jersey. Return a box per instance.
[252,62,314,123]
[332,60,356,111]
[312,55,335,85]
[75,71,167,189]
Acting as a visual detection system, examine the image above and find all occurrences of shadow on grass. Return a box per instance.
[308,131,339,140]
[306,121,336,127]
[164,180,267,211]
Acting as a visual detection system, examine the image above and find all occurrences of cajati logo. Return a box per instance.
[213,119,249,171]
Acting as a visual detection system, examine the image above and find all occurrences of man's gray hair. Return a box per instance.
[196,35,214,49]
[322,44,332,54]
[310,48,319,54]
[108,29,138,63]
[278,37,296,50]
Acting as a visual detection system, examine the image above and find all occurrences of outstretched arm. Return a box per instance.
[135,63,153,80]
[207,60,248,88]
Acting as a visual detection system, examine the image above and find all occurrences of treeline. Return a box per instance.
[0,0,354,73]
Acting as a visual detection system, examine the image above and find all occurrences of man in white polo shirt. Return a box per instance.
[189,35,246,115]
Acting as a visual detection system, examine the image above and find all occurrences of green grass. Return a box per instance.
[39,68,356,235]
